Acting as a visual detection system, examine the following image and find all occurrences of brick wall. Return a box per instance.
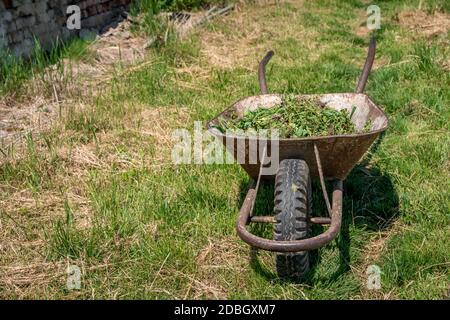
[0,0,131,57]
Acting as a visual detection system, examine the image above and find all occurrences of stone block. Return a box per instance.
[2,0,132,56]
[11,30,23,43]
[34,1,48,13]
[17,3,34,15]
[37,12,51,23]
[1,11,13,22]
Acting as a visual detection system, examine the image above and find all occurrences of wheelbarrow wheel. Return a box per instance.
[274,159,311,279]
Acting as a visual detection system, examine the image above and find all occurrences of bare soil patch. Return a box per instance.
[397,10,450,38]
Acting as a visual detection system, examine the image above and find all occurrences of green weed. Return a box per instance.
[214,95,367,137]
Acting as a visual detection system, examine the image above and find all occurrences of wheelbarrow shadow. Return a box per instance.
[240,134,400,284]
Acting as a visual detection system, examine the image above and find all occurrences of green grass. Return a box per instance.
[0,0,449,299]
[0,37,93,97]
[129,0,232,47]
[214,95,365,137]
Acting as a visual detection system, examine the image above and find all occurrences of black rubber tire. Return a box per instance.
[274,159,311,279]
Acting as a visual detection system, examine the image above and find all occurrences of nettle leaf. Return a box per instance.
[217,94,364,138]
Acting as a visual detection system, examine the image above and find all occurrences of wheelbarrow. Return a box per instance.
[206,38,389,278]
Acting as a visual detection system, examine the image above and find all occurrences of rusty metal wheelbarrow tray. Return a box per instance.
[207,92,388,181]
[206,38,389,253]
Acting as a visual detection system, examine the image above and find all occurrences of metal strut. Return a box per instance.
[236,180,343,252]
[314,144,332,217]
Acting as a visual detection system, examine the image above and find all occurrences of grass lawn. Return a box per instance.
[0,0,449,299]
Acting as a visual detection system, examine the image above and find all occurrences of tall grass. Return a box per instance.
[0,37,91,97]
[131,0,228,13]
[129,0,231,46]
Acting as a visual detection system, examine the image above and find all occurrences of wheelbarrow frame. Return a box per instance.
[207,38,388,252]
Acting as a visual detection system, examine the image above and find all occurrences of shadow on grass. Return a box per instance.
[237,139,399,284]
[326,163,399,282]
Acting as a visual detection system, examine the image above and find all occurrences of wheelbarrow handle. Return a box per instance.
[236,180,343,252]
[259,38,375,95]
[356,37,376,93]
[258,50,274,94]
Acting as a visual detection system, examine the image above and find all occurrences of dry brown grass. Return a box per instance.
[0,158,92,297]
[0,261,67,298]
[191,236,248,298]
[0,194,65,298]
[355,221,404,299]
[196,236,247,271]
[397,10,450,38]
[0,17,149,156]
[0,93,193,297]
[196,0,322,70]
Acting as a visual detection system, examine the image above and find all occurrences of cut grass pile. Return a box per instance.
[214,95,367,138]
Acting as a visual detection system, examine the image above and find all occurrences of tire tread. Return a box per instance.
[274,159,311,279]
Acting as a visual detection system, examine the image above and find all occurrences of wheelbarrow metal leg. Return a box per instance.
[236,180,343,252]
[250,216,331,225]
